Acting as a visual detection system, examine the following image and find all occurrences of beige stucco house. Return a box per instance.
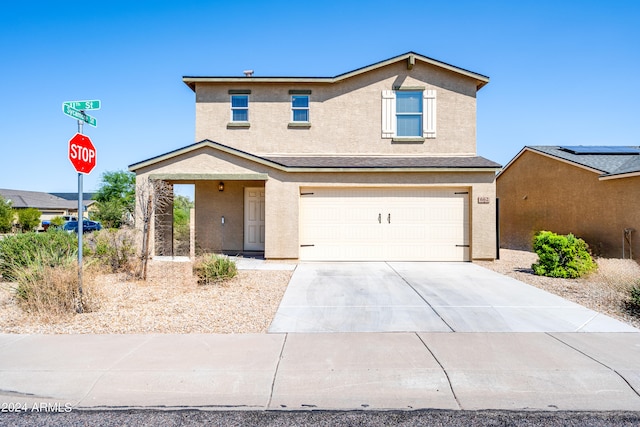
[128,52,500,261]
[497,146,640,260]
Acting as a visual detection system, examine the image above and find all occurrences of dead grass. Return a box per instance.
[478,249,640,329]
[7,264,101,323]
[0,259,291,334]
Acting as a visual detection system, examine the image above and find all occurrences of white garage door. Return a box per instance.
[299,187,469,261]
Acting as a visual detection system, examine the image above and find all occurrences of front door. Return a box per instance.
[244,187,265,251]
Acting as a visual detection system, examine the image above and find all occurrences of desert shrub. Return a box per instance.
[86,228,137,274]
[531,231,596,278]
[630,284,640,308]
[16,208,41,232]
[0,196,13,233]
[0,230,78,281]
[50,216,65,228]
[12,262,98,319]
[193,254,237,285]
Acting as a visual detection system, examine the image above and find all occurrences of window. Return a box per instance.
[381,89,436,140]
[395,92,422,137]
[291,95,309,122]
[231,95,249,122]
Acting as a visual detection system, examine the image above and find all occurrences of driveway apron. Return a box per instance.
[268,262,638,333]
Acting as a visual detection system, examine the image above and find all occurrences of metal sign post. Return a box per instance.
[77,119,84,312]
[63,99,100,313]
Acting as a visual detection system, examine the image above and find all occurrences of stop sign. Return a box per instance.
[68,133,97,174]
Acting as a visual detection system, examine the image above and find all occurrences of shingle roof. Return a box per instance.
[0,189,93,210]
[520,146,640,178]
[129,139,501,172]
[262,155,501,169]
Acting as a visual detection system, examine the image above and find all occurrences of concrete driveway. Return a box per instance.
[269,262,638,333]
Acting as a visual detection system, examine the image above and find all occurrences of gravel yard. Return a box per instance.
[1,250,639,333]
[478,249,640,330]
[0,260,292,334]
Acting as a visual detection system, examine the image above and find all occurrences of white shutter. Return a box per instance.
[423,90,436,139]
[381,90,396,138]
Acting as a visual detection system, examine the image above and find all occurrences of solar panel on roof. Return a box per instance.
[559,146,640,155]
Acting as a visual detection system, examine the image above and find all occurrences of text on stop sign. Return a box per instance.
[70,144,96,163]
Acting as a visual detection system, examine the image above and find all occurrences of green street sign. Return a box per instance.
[63,100,101,110]
[63,104,97,127]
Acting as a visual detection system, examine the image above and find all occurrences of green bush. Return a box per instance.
[531,231,597,278]
[0,230,78,281]
[16,208,41,232]
[630,284,640,307]
[50,216,65,227]
[193,254,237,285]
[0,196,13,233]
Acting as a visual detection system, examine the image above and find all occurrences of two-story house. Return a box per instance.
[128,52,500,261]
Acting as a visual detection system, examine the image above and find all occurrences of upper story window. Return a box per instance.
[395,92,422,137]
[291,95,309,122]
[230,94,249,122]
[381,88,436,140]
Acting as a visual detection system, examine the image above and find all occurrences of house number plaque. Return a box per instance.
[477,196,490,204]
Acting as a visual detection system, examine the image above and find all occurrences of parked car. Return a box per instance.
[63,220,102,233]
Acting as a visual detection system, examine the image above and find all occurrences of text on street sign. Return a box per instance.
[62,104,97,127]
[63,100,101,110]
[68,133,97,174]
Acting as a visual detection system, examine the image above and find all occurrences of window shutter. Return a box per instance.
[423,90,436,139]
[381,90,396,138]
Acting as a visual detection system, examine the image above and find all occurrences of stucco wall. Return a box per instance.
[193,61,478,156]
[195,180,264,253]
[497,150,640,260]
[135,148,497,260]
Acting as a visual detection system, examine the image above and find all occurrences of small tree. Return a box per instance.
[135,177,172,280]
[94,199,127,228]
[16,208,41,232]
[173,195,193,256]
[0,196,13,233]
[93,170,136,228]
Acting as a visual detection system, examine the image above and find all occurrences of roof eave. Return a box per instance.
[182,51,490,92]
[129,141,501,174]
[599,170,640,181]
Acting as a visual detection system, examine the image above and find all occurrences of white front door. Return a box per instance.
[244,187,265,251]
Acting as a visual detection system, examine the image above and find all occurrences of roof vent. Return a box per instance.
[243,70,254,77]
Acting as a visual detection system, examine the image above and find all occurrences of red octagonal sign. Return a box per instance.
[68,133,97,174]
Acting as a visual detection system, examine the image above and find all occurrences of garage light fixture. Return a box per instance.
[218,182,224,192]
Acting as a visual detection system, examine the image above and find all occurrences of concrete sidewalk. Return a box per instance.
[1,332,639,411]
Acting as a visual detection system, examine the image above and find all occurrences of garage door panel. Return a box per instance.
[299,187,470,261]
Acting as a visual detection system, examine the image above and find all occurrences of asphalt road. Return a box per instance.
[2,410,640,427]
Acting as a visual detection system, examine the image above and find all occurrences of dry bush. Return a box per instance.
[193,254,237,285]
[85,227,139,276]
[12,263,100,322]
[586,258,640,310]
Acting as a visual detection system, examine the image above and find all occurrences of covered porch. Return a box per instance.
[151,173,267,258]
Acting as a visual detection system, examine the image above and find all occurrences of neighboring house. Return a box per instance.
[497,146,640,260]
[0,189,94,230]
[129,52,501,261]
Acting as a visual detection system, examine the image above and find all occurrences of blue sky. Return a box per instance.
[1,0,638,193]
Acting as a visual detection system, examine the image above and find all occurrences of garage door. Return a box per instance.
[299,187,469,261]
